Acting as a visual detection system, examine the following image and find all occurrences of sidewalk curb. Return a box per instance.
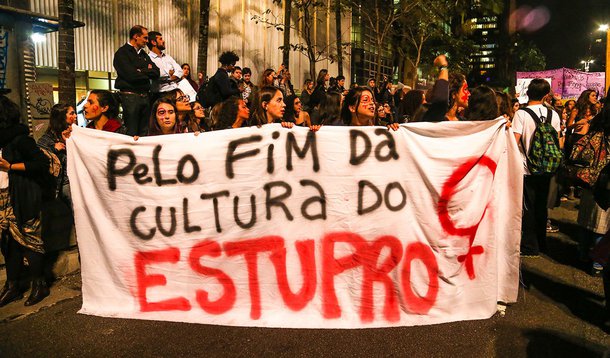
[0,247,80,285]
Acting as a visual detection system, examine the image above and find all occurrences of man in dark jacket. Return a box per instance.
[201,51,242,109]
[113,25,160,136]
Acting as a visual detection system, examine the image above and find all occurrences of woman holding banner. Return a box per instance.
[249,86,294,129]
[148,98,183,135]
[83,90,125,133]
[0,95,52,307]
[340,87,399,131]
[214,97,250,130]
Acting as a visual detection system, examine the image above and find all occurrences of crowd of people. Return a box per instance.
[0,24,609,328]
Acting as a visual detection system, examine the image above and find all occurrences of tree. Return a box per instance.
[282,0,292,66]
[347,0,418,82]
[395,0,503,87]
[197,0,211,79]
[515,39,546,72]
[334,0,343,76]
[252,0,348,80]
[58,0,76,104]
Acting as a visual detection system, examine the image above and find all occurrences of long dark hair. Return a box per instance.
[283,95,299,122]
[91,90,119,119]
[148,98,181,135]
[316,69,328,86]
[318,92,342,125]
[575,89,597,120]
[398,90,425,122]
[215,97,240,130]
[181,63,194,81]
[260,68,275,87]
[250,86,281,126]
[448,73,466,110]
[495,91,514,119]
[465,85,498,121]
[341,87,372,126]
[589,90,610,135]
[47,103,72,139]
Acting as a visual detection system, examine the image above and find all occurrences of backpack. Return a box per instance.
[520,107,562,175]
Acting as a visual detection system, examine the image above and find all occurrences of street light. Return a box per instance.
[599,24,609,94]
[582,59,594,72]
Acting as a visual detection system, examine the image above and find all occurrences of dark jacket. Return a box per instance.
[309,84,326,109]
[0,124,50,226]
[205,68,241,108]
[113,43,160,92]
[420,79,450,123]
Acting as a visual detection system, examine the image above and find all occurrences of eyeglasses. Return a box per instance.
[157,109,175,116]
[192,105,204,111]
[176,95,189,102]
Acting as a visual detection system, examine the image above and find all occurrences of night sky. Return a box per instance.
[516,0,610,70]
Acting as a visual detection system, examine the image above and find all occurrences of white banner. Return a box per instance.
[67,120,523,328]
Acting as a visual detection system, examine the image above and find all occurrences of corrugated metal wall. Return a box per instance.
[32,0,350,87]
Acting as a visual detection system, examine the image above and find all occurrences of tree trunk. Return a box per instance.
[411,42,422,88]
[335,0,343,77]
[58,0,76,104]
[302,7,316,80]
[197,0,211,79]
[282,0,291,67]
[375,40,383,82]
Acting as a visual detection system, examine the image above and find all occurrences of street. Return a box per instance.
[0,200,608,357]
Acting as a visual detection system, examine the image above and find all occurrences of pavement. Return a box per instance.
[0,199,609,357]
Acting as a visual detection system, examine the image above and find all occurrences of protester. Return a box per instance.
[397,89,425,123]
[148,98,182,135]
[575,94,610,276]
[230,66,243,94]
[512,78,561,257]
[113,25,160,136]
[300,79,314,112]
[37,104,75,205]
[316,92,342,126]
[214,97,250,130]
[375,102,393,125]
[241,67,256,103]
[445,73,470,121]
[160,89,192,130]
[147,31,183,97]
[309,69,329,109]
[340,87,399,131]
[0,95,51,307]
[182,101,207,133]
[84,90,125,133]
[330,75,346,94]
[181,63,199,92]
[284,95,312,127]
[495,91,515,121]
[249,86,293,128]
[201,51,242,109]
[464,86,499,121]
[278,70,294,97]
[259,68,276,88]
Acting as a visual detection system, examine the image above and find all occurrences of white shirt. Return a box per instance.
[126,42,143,54]
[512,104,561,175]
[148,51,183,93]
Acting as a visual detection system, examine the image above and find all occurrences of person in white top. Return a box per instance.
[512,78,561,256]
[147,31,183,94]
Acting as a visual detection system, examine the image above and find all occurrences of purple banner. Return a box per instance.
[516,68,606,99]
